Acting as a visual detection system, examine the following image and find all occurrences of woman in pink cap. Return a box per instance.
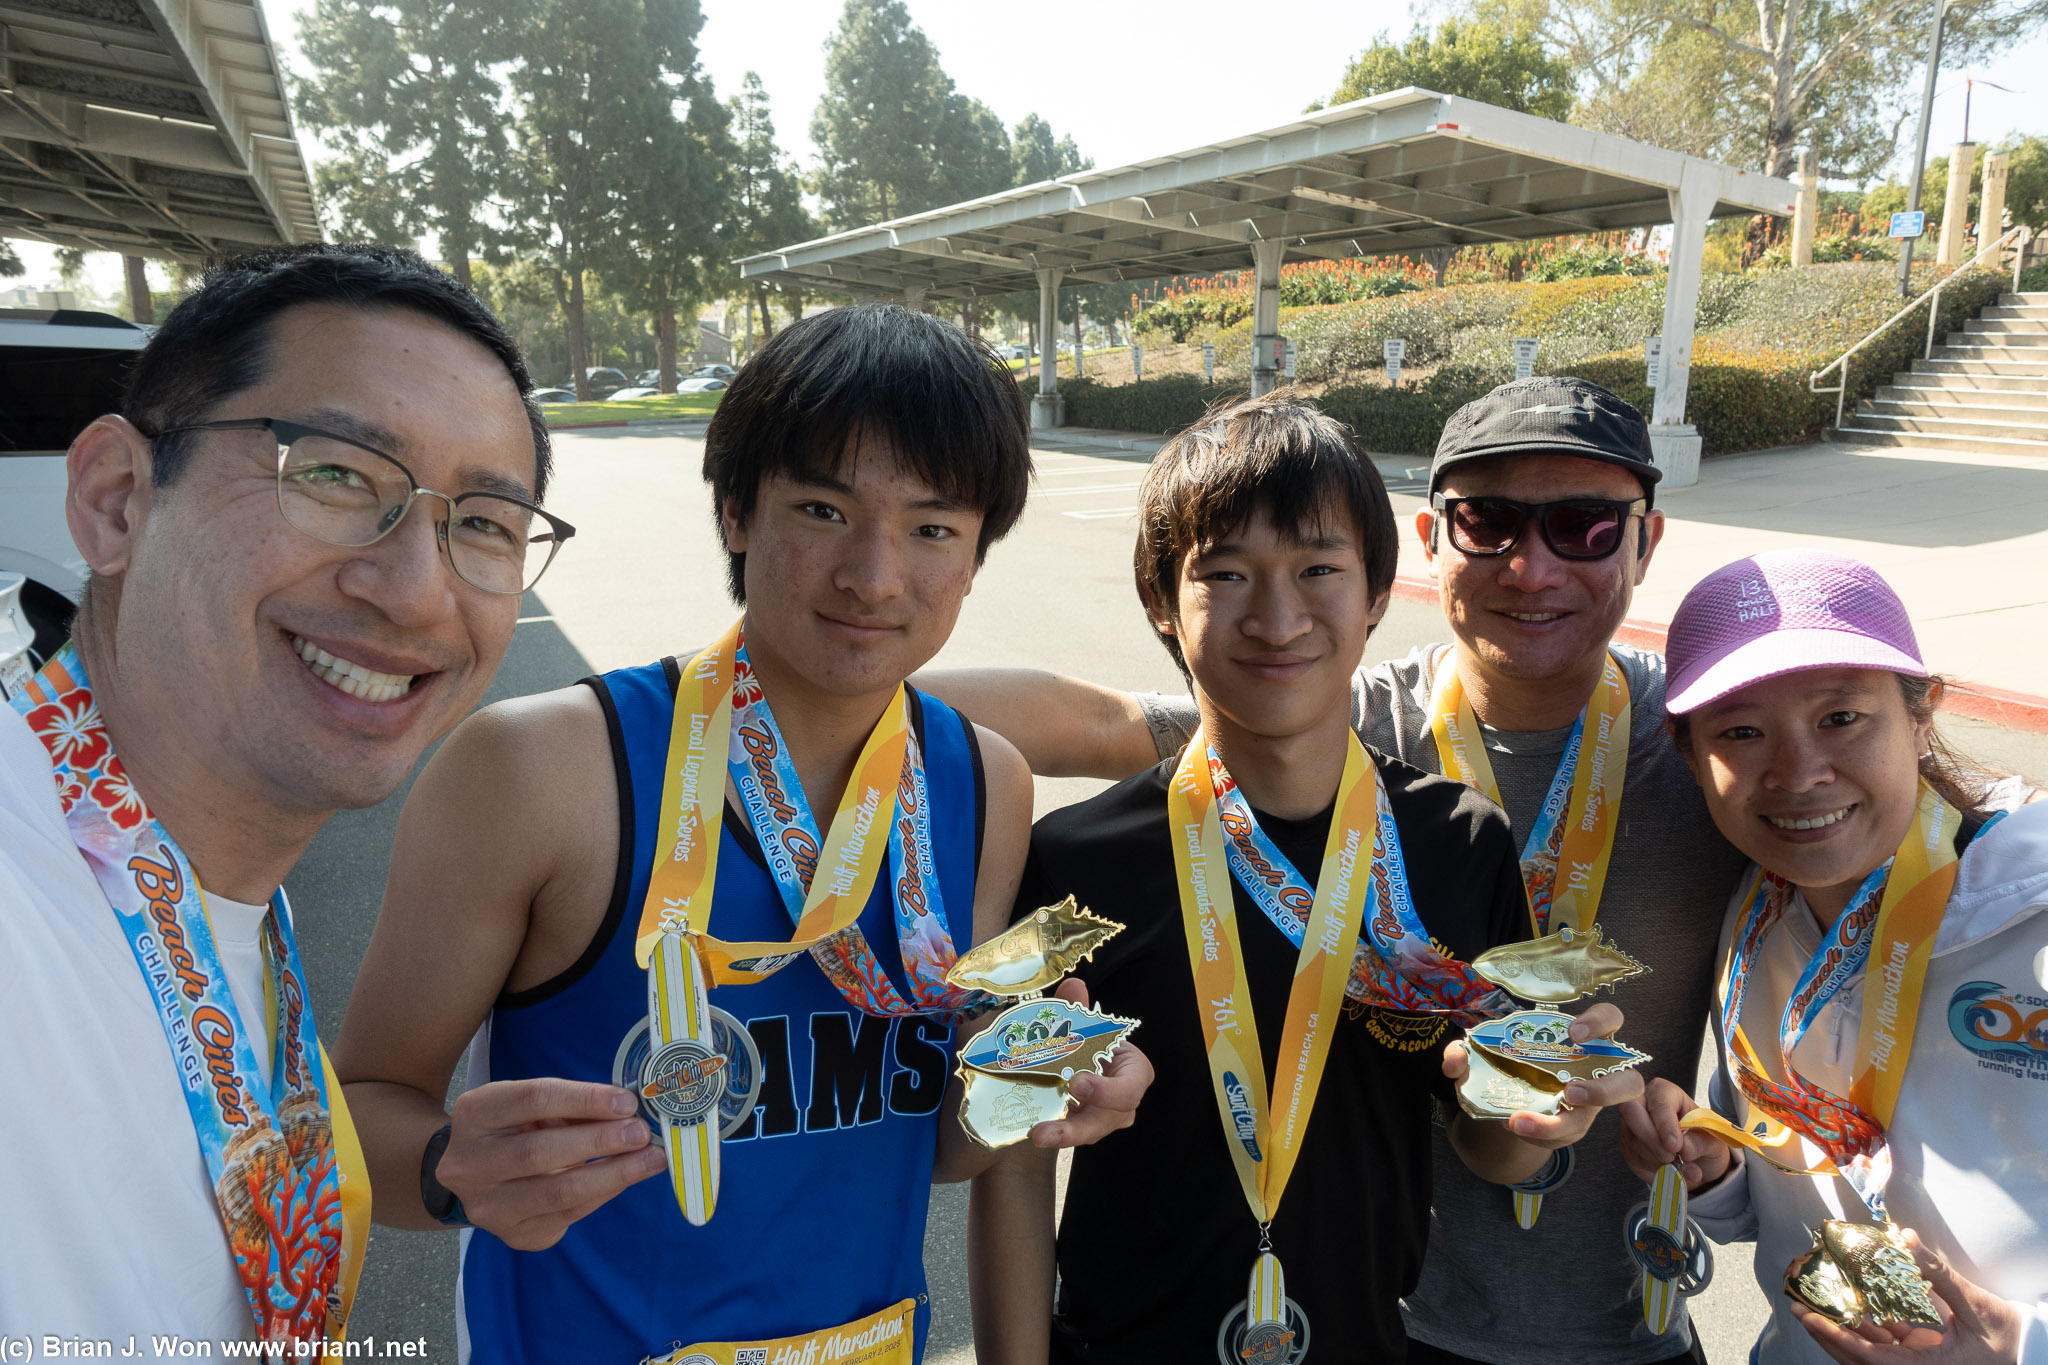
[1618,547,2045,1365]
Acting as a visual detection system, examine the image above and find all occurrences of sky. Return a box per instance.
[12,0,2045,297]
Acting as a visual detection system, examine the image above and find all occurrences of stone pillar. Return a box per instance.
[1937,142,1977,264]
[1031,267,1065,430]
[124,255,154,325]
[1790,149,1818,268]
[1648,169,1716,488]
[1981,151,2011,252]
[1249,239,1286,397]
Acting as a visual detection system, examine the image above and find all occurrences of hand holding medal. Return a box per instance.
[947,897,1143,1149]
[1450,924,1652,1130]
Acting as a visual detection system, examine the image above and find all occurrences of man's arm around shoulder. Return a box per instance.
[332,685,662,1248]
[915,669,1164,780]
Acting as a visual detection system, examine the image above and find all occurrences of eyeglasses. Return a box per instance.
[1433,494,1647,562]
[148,417,575,595]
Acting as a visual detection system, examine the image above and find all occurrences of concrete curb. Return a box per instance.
[1388,575,2048,735]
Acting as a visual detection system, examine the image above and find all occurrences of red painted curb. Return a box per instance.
[1388,576,2048,735]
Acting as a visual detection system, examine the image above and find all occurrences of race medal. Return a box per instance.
[1627,1164,1713,1334]
[1671,786,1959,1328]
[12,647,366,1343]
[1468,1009,1650,1091]
[1785,1221,1941,1330]
[613,1007,764,1140]
[632,624,983,1216]
[948,898,1124,993]
[1428,648,1631,1227]
[947,897,1134,1150]
[1173,727,1372,1357]
[956,995,1137,1082]
[1473,924,1647,1005]
[648,928,724,1226]
[1216,1250,1309,1365]
[957,1070,1071,1148]
[1455,1041,1557,1121]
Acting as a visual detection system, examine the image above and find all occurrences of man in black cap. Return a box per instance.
[920,376,1747,1365]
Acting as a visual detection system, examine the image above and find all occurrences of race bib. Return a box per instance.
[642,1298,916,1365]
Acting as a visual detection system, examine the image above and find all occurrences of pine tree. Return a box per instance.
[294,0,527,285]
[727,73,815,346]
[595,0,735,392]
[810,0,978,226]
[507,0,661,399]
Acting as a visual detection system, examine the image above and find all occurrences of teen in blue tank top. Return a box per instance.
[332,305,1154,1365]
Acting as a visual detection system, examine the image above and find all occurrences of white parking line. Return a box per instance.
[1063,507,1138,520]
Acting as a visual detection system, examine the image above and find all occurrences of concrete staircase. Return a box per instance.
[1832,292,2048,454]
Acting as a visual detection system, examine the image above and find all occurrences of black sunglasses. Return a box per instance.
[1433,494,1647,562]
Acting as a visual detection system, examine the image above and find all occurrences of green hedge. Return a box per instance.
[1016,375,1236,435]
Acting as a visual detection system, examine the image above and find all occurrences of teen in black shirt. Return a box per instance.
[1019,754,1524,1361]
[975,391,1644,1364]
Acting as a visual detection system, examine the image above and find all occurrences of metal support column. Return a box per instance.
[1648,167,1716,488]
[1031,266,1065,430]
[1790,149,1817,268]
[1249,239,1285,396]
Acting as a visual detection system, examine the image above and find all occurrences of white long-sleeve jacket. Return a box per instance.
[1690,800,2048,1365]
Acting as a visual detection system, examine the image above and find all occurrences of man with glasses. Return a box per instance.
[0,244,562,1347]
[921,376,1747,1365]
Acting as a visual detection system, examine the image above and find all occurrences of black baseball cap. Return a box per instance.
[1430,377,1660,506]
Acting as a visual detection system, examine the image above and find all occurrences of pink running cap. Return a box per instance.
[1665,549,1925,715]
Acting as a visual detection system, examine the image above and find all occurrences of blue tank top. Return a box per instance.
[460,659,985,1364]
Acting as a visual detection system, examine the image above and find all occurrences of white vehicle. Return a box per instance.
[676,377,729,393]
[0,307,151,663]
[607,386,661,400]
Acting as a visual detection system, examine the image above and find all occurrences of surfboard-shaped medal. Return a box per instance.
[1626,1164,1713,1334]
[647,927,725,1226]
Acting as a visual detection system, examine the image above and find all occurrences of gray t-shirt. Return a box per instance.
[1140,643,1749,1365]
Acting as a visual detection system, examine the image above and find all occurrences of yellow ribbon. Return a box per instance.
[1169,725,1375,1225]
[1426,649,1631,934]
[634,619,908,984]
[1682,785,1959,1177]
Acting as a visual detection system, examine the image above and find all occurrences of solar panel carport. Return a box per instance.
[739,88,1800,486]
[0,0,318,296]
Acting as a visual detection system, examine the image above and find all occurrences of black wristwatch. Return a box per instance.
[420,1122,471,1228]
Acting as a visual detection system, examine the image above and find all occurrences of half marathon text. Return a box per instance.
[4,1338,429,1360]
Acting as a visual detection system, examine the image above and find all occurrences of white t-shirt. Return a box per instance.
[0,703,271,1344]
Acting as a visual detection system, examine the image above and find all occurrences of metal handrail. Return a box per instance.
[1809,222,2034,429]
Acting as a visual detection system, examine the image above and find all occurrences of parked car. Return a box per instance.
[531,387,578,404]
[996,343,1033,360]
[0,307,150,666]
[557,367,629,398]
[677,377,730,393]
[687,364,736,380]
[607,386,661,400]
[634,369,662,387]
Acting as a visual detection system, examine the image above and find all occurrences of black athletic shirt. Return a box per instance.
[1017,752,1528,1365]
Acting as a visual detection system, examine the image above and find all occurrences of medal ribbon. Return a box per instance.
[1681,783,1958,1216]
[1207,745,1512,1023]
[727,640,974,1014]
[634,621,976,1013]
[1427,649,1630,934]
[11,646,367,1343]
[1170,725,1374,1224]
